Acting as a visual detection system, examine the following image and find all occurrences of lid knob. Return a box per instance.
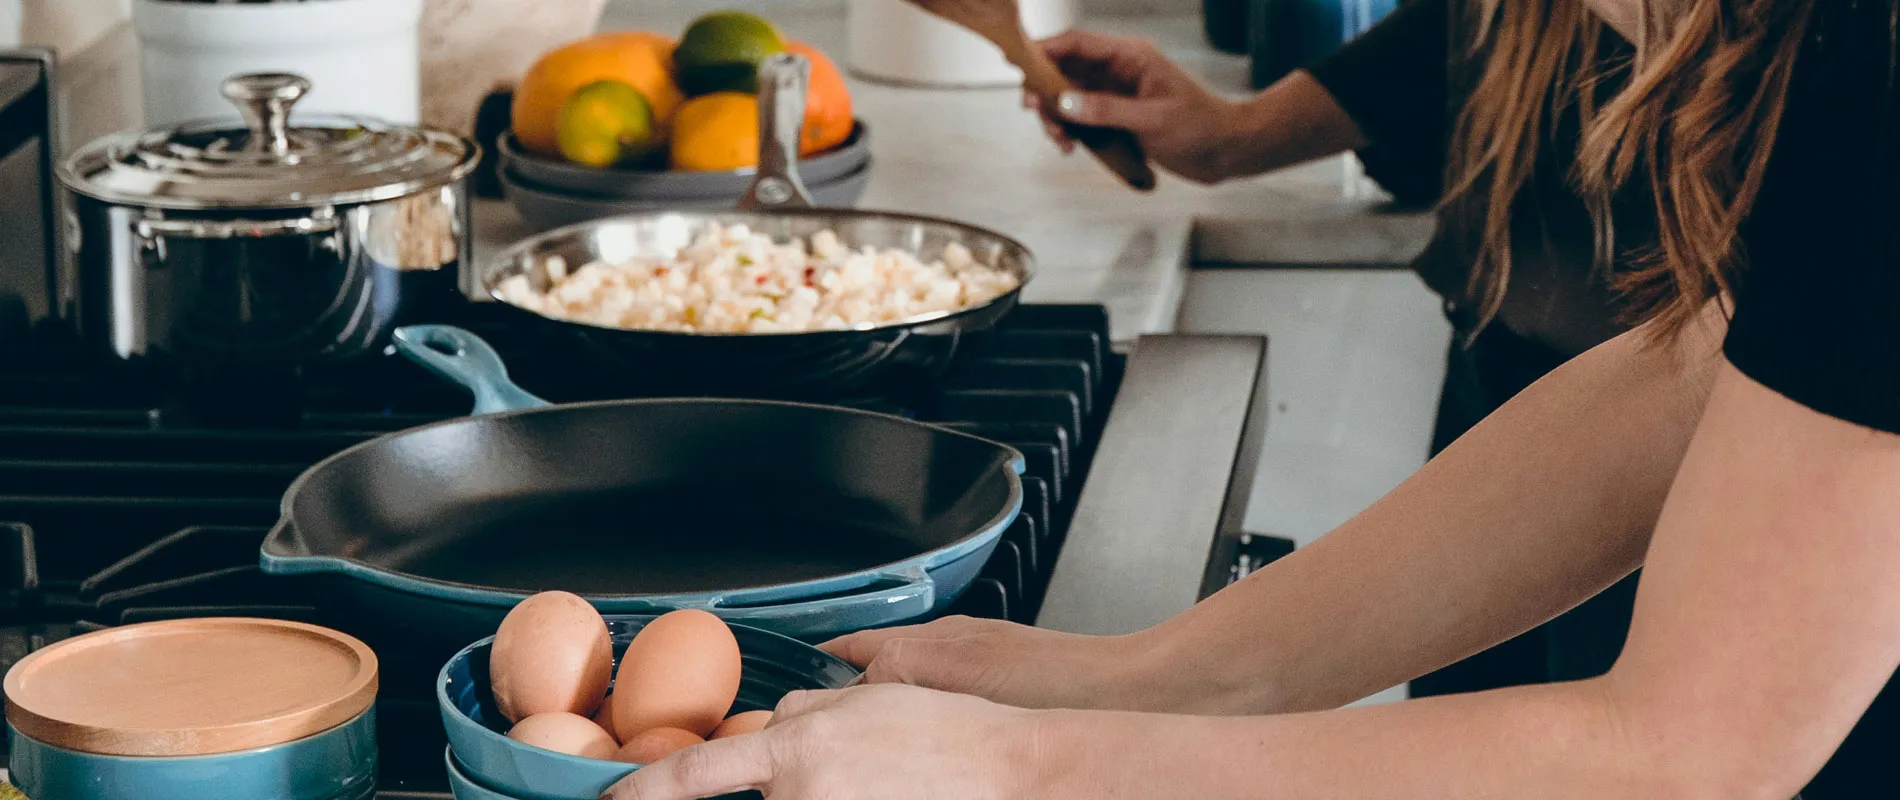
[220,73,311,156]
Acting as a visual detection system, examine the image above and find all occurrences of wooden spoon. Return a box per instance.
[902,0,1158,192]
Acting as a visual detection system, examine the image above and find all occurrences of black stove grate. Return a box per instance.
[0,303,1121,797]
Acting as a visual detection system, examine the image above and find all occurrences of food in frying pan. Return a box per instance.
[506,711,620,759]
[494,222,1020,333]
[489,590,614,722]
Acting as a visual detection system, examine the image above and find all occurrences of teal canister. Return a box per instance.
[3,618,380,800]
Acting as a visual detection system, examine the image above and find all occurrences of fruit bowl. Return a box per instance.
[496,121,870,199]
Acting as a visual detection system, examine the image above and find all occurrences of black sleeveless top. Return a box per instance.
[1309,0,1900,794]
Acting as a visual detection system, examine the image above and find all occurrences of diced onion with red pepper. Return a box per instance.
[496,223,1019,333]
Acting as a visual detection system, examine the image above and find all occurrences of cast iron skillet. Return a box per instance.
[258,324,1025,645]
[479,53,1035,398]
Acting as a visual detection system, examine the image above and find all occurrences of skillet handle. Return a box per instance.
[708,567,936,639]
[392,325,553,415]
[738,52,814,211]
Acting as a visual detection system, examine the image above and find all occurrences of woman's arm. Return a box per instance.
[1033,360,1900,798]
[828,313,1723,716]
[1211,71,1368,179]
[1026,0,1444,184]
[1022,32,1365,183]
[1137,315,1722,714]
[606,356,1900,800]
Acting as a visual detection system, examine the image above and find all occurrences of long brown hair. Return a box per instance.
[1444,0,1817,338]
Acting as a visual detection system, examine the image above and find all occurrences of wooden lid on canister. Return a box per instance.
[3,618,378,757]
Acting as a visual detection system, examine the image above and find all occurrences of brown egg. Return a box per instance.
[611,726,705,764]
[490,591,613,723]
[612,609,742,738]
[593,692,620,742]
[507,712,619,760]
[709,710,773,739]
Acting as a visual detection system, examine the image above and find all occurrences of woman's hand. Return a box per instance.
[1027,30,1246,184]
[596,684,1044,800]
[819,615,1164,711]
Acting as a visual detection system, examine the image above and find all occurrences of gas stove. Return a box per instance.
[0,301,1124,797]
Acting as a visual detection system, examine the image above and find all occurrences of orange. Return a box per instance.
[513,31,685,158]
[786,42,854,155]
[669,92,759,172]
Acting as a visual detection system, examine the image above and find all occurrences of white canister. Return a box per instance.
[847,0,1079,88]
[133,0,423,128]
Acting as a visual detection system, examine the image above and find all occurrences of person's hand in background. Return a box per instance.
[1025,30,1368,184]
[1026,30,1244,183]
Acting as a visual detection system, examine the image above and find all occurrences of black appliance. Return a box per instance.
[0,300,1122,797]
[0,48,59,341]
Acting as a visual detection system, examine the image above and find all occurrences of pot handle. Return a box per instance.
[391,324,552,415]
[738,52,814,211]
[706,566,937,638]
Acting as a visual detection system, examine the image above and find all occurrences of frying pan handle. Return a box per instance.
[391,325,553,415]
[709,567,936,638]
[738,52,814,211]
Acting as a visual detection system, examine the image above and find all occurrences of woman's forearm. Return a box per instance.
[1127,318,1724,716]
[1035,679,1689,799]
[1212,71,1368,179]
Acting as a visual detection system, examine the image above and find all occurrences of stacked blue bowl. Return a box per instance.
[437,615,859,800]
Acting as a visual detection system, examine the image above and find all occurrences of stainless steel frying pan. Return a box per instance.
[480,53,1036,398]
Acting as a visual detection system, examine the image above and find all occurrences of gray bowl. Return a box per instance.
[501,160,873,232]
[497,122,870,200]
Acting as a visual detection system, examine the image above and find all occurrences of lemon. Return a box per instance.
[556,80,660,168]
[673,11,785,96]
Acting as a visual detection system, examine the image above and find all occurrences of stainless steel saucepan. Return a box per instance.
[477,53,1035,398]
[57,72,480,374]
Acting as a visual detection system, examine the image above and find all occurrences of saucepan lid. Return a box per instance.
[2,617,378,756]
[58,72,479,210]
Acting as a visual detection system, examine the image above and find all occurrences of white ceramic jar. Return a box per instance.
[847,0,1079,88]
[132,0,423,127]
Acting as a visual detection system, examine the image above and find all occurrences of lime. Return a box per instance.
[556,79,660,168]
[673,11,785,96]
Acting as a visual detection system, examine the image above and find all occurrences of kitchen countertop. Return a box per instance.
[55,10,1433,347]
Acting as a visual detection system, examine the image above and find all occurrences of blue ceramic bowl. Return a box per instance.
[447,747,523,800]
[7,706,377,800]
[439,615,858,800]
